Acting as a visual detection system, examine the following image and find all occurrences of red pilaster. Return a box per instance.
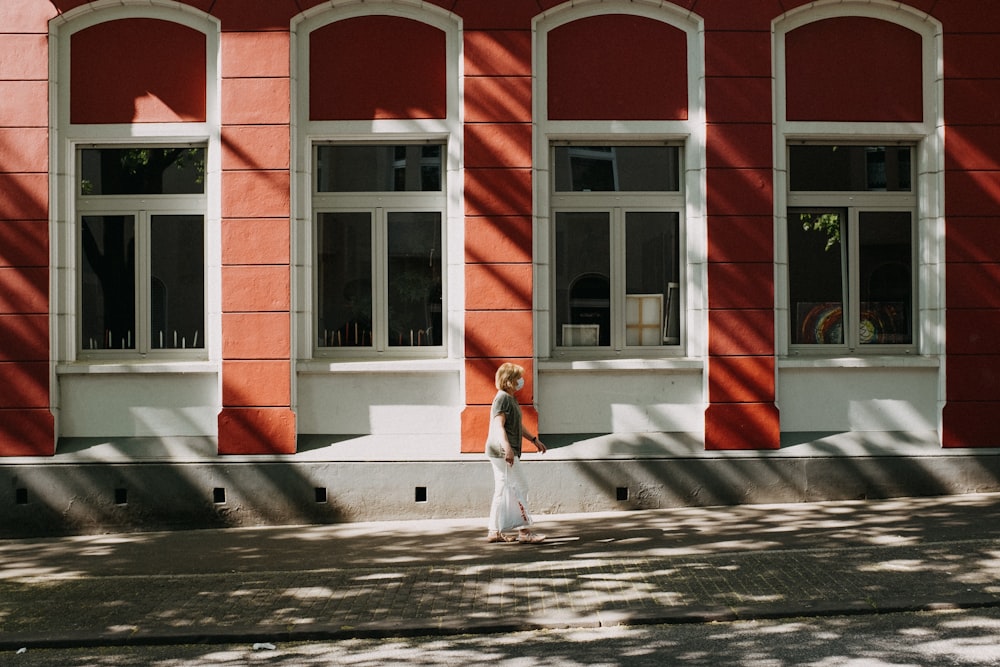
[0,3,56,455]
[703,24,779,450]
[942,21,1000,446]
[460,22,535,453]
[217,15,295,454]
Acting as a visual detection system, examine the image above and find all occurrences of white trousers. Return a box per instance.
[488,456,533,533]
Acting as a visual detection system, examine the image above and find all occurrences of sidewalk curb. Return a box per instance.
[5,598,1000,651]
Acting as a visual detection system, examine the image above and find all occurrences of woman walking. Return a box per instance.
[486,362,547,544]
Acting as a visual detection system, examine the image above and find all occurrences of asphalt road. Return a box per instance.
[7,607,1000,666]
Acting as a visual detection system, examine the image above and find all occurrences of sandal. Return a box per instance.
[487,531,518,544]
[518,531,546,544]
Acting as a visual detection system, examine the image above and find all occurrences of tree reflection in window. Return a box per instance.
[80,147,205,196]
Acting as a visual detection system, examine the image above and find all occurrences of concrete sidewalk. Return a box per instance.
[3,493,1000,650]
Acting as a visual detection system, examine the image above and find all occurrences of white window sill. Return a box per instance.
[56,361,218,375]
[538,358,704,372]
[778,355,940,369]
[298,358,464,374]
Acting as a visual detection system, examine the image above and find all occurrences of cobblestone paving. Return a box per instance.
[3,538,1000,644]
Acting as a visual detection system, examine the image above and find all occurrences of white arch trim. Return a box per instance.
[290,1,466,369]
[533,1,708,371]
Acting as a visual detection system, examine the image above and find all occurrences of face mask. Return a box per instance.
[514,378,525,392]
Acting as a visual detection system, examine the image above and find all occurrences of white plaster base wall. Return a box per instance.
[777,365,939,433]
[58,373,219,437]
[296,367,463,436]
[537,367,705,435]
[7,445,1000,536]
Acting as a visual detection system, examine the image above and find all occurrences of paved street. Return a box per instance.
[11,608,1000,666]
[2,493,1000,650]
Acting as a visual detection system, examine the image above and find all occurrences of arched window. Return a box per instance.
[775,4,943,356]
[293,6,461,360]
[535,4,705,358]
[52,5,220,363]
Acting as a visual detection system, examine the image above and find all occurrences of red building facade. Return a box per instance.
[1,0,999,465]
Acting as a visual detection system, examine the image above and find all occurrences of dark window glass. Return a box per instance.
[789,146,911,192]
[387,212,442,347]
[150,215,204,349]
[789,209,846,345]
[859,211,912,345]
[81,215,136,349]
[554,146,680,192]
[80,148,205,195]
[317,145,444,192]
[317,212,373,347]
[555,212,611,346]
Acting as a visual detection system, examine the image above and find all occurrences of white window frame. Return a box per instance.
[787,168,918,354]
[292,5,464,366]
[550,144,687,356]
[50,3,222,371]
[312,144,447,357]
[75,145,208,359]
[534,2,706,365]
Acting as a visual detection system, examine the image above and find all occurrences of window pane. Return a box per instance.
[554,146,680,192]
[80,148,205,195]
[81,215,136,350]
[859,211,912,345]
[555,212,610,346]
[789,209,846,345]
[150,215,204,349]
[625,212,680,346]
[387,212,442,347]
[317,145,443,192]
[789,146,911,192]
[317,212,373,347]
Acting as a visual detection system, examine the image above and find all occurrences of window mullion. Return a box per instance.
[911,212,919,350]
[611,208,625,352]
[374,207,387,353]
[845,209,859,351]
[137,210,150,355]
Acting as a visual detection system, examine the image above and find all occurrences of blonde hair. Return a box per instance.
[495,362,524,393]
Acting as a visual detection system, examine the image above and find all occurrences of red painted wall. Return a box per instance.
[941,9,1000,447]
[0,1,55,455]
[785,17,923,122]
[2,0,1000,456]
[71,19,207,124]
[217,10,295,454]
[460,11,537,451]
[310,16,447,121]
[547,14,688,120]
[703,9,779,449]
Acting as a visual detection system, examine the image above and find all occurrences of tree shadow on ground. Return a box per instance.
[3,494,1000,663]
